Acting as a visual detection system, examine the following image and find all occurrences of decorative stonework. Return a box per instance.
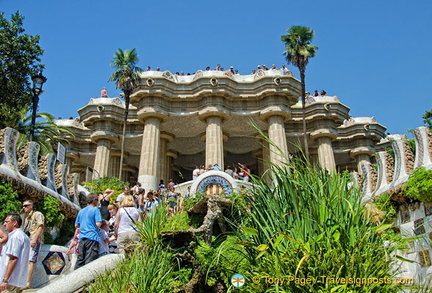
[163,70,176,81]
[385,152,394,185]
[196,175,233,196]
[46,154,57,192]
[3,128,19,174]
[42,251,66,275]
[27,142,41,183]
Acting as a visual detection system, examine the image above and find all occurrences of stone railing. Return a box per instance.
[358,126,432,285]
[0,127,80,218]
[359,126,431,200]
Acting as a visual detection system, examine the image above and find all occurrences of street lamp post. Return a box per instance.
[30,71,47,142]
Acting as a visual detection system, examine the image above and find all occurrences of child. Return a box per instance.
[99,220,110,256]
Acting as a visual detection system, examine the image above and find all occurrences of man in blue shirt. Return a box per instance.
[74,193,102,269]
[211,164,221,171]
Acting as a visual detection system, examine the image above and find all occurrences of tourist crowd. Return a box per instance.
[0,165,249,290]
[142,63,292,76]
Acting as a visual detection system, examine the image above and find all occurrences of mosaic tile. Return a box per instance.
[414,219,426,236]
[42,251,66,275]
[419,250,431,267]
[196,175,232,196]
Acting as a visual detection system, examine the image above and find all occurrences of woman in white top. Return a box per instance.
[114,195,142,254]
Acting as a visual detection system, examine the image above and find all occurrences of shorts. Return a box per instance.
[29,243,41,263]
[117,232,140,250]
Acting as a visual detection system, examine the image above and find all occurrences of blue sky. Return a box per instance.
[2,0,431,136]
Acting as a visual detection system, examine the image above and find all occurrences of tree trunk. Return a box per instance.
[300,69,309,160]
[118,94,130,180]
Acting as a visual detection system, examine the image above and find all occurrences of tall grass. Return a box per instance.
[88,204,191,293]
[233,157,406,292]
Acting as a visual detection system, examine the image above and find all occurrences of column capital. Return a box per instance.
[167,150,178,159]
[259,105,291,122]
[198,106,230,122]
[90,131,119,144]
[200,132,229,142]
[137,106,169,123]
[310,128,338,141]
[160,132,174,143]
[350,146,375,158]
[66,151,80,161]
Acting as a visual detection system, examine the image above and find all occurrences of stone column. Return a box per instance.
[310,129,337,172]
[267,115,289,166]
[260,105,291,168]
[108,150,121,178]
[90,131,118,178]
[93,139,111,178]
[204,116,224,169]
[159,133,174,184]
[166,151,178,182]
[138,116,162,191]
[199,107,229,171]
[350,146,374,175]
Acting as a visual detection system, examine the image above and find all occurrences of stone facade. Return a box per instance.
[57,69,387,191]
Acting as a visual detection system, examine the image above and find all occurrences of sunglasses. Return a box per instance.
[22,204,31,208]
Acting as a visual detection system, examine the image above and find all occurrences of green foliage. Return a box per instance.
[194,235,250,287]
[281,26,318,70]
[89,242,189,293]
[233,158,405,293]
[406,138,416,156]
[373,193,398,223]
[423,109,432,130]
[0,179,21,221]
[43,219,75,245]
[182,192,205,210]
[162,211,194,231]
[81,177,127,201]
[34,196,64,227]
[404,167,432,204]
[138,204,169,247]
[0,11,44,125]
[12,110,74,154]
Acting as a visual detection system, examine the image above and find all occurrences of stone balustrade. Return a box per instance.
[358,126,432,285]
[358,126,431,200]
[0,127,80,218]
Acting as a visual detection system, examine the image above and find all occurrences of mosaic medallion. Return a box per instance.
[196,175,233,196]
[42,251,66,275]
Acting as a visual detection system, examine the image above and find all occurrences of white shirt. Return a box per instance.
[192,168,200,180]
[118,207,140,234]
[0,228,30,288]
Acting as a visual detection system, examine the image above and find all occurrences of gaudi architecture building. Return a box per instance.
[57,69,386,191]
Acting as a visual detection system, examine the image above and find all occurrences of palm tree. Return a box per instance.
[281,26,318,159]
[0,104,73,154]
[108,48,142,179]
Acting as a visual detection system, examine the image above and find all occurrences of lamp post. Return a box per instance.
[30,70,47,142]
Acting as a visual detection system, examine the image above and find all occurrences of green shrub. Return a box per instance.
[195,235,250,287]
[373,193,398,224]
[404,167,432,204]
[81,177,127,202]
[0,179,21,221]
[35,195,64,227]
